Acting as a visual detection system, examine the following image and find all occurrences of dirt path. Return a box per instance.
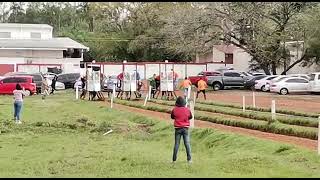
[107,101,317,151]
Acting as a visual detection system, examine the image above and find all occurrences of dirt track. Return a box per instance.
[106,101,317,151]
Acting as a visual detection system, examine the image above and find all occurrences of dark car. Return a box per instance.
[244,75,267,89]
[6,72,43,94]
[57,73,81,89]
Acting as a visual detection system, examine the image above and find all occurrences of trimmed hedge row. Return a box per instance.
[150,100,319,128]
[115,100,318,140]
[196,100,319,118]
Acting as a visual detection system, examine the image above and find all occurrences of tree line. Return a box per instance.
[1,2,320,74]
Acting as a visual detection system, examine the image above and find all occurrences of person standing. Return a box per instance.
[196,78,208,100]
[13,84,27,124]
[50,75,57,94]
[171,96,192,163]
[80,76,87,100]
[171,69,179,90]
[41,77,49,100]
[148,74,157,98]
[179,77,192,98]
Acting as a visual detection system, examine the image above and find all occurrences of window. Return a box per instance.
[310,74,316,81]
[286,78,303,83]
[57,75,67,82]
[30,32,41,39]
[16,77,28,83]
[3,77,16,83]
[63,48,82,58]
[297,79,309,83]
[318,75,320,80]
[224,72,233,77]
[225,53,233,64]
[0,32,11,38]
[267,76,277,80]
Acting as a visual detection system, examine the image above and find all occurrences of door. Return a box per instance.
[232,72,244,86]
[0,77,17,94]
[296,78,309,91]
[285,78,302,92]
[222,72,234,86]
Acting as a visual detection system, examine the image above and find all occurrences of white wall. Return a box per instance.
[0,49,63,59]
[232,48,251,72]
[0,26,52,39]
[212,47,225,62]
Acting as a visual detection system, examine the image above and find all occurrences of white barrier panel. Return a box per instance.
[207,63,234,71]
[76,86,79,100]
[252,91,256,108]
[189,101,195,129]
[103,64,122,77]
[271,100,276,120]
[40,65,61,73]
[242,95,246,112]
[18,65,39,73]
[145,64,159,79]
[186,64,206,77]
[173,64,186,79]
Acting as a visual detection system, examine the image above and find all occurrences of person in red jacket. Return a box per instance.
[171,96,192,163]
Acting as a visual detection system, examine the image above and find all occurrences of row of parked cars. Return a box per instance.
[253,73,320,95]
[189,69,320,95]
[0,72,81,95]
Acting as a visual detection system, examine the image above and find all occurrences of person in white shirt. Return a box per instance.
[13,84,27,124]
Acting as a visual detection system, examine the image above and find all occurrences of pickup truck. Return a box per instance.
[207,71,247,90]
[189,71,222,86]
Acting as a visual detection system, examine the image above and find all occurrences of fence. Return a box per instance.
[94,62,234,80]
[16,61,234,80]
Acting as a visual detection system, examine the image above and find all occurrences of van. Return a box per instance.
[0,76,37,95]
[309,73,320,93]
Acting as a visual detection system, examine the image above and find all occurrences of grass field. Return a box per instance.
[1,91,320,177]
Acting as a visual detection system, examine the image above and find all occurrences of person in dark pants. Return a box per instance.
[50,75,57,94]
[171,96,192,164]
[80,77,87,100]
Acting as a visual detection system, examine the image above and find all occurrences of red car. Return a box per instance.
[0,76,37,95]
[189,71,221,86]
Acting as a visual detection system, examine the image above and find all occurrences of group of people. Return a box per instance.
[148,71,208,100]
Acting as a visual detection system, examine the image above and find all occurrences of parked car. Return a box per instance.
[309,73,320,93]
[240,71,253,77]
[6,72,43,94]
[248,71,266,76]
[254,75,278,92]
[207,70,246,90]
[188,71,221,86]
[244,75,267,89]
[0,76,36,96]
[270,77,309,95]
[56,73,80,89]
[266,74,310,91]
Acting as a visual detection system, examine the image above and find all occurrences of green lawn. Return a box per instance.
[1,91,320,177]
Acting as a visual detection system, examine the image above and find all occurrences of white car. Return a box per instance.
[270,77,309,95]
[266,74,310,91]
[309,73,320,93]
[254,75,278,92]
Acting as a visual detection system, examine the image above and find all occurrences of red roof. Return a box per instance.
[213,44,237,54]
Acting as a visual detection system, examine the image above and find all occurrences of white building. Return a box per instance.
[0,23,89,75]
[199,43,320,74]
